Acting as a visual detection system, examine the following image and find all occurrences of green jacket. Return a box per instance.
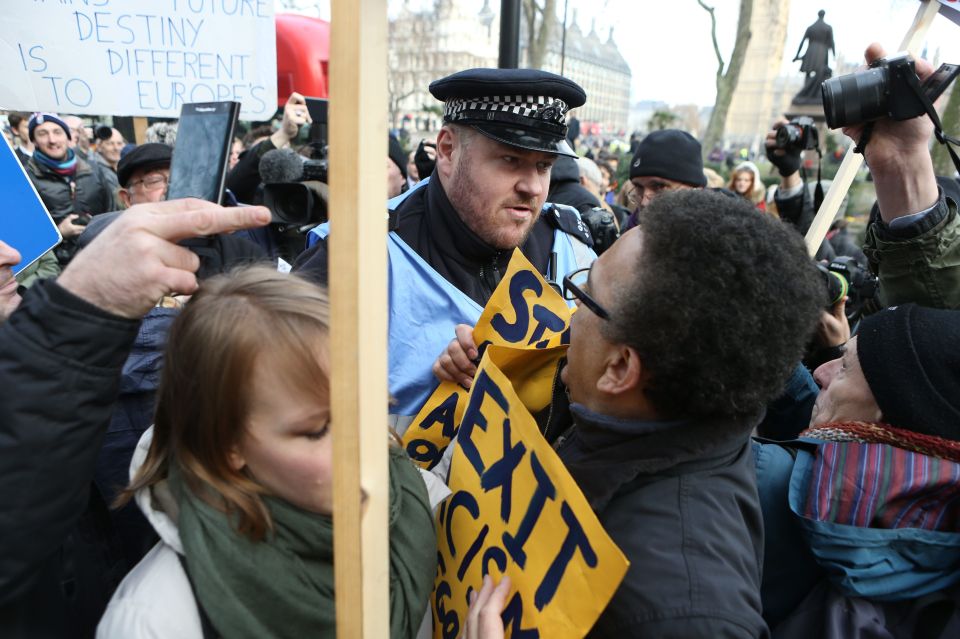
[15,250,60,288]
[864,194,960,310]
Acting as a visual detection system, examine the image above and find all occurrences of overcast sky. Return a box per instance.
[280,0,960,107]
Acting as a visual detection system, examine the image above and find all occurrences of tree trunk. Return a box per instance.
[698,0,753,160]
[522,0,557,70]
[933,79,960,177]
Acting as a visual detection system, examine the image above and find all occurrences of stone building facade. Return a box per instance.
[388,0,631,134]
[523,18,632,134]
[722,0,793,154]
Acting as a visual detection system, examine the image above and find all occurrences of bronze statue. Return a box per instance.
[792,10,835,104]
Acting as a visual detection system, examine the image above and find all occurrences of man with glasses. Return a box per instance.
[116,143,172,208]
[438,189,824,637]
[622,129,706,231]
[79,142,265,279]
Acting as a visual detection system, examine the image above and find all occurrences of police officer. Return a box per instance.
[295,68,596,432]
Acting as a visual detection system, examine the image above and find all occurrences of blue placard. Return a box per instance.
[0,136,61,275]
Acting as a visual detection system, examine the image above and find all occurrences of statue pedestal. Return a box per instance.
[784,101,824,123]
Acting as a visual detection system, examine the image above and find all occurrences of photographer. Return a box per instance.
[837,44,960,310]
[225,92,312,204]
[764,118,838,262]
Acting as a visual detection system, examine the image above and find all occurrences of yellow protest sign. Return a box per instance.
[404,381,469,470]
[472,248,573,351]
[432,352,628,638]
[403,249,572,471]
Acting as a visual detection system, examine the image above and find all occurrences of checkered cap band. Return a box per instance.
[443,95,568,125]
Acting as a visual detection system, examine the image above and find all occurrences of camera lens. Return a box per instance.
[822,67,889,129]
[817,264,849,307]
[774,125,796,148]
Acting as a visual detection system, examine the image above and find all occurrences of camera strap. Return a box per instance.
[907,71,960,177]
[855,71,960,177]
[803,147,825,211]
[814,147,824,212]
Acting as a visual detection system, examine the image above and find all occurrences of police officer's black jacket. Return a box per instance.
[294,173,592,307]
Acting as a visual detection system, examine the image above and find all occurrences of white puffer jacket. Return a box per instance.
[97,428,450,638]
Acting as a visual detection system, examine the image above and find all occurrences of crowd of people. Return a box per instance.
[2,39,960,639]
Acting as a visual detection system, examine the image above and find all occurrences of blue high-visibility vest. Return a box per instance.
[307,178,595,432]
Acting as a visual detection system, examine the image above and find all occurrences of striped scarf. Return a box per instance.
[33,147,77,177]
[802,421,960,463]
[799,422,960,532]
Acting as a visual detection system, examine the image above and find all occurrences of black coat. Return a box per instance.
[26,155,115,265]
[774,183,836,262]
[547,156,601,215]
[557,404,769,638]
[78,211,269,280]
[26,155,113,221]
[0,281,140,638]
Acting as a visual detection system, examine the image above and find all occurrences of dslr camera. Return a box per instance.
[817,256,879,321]
[774,116,819,152]
[821,53,959,130]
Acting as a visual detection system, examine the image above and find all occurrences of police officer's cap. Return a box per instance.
[430,68,586,158]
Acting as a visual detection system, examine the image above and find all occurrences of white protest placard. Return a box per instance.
[1,0,277,120]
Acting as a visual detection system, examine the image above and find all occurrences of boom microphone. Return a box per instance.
[259,148,304,184]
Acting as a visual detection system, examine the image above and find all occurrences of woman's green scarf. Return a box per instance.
[171,446,436,638]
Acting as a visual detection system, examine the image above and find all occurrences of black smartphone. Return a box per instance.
[166,101,240,204]
[922,63,960,101]
[305,97,328,146]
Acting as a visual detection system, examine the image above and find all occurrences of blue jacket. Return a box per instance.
[755,438,960,630]
[304,177,595,432]
[94,307,179,569]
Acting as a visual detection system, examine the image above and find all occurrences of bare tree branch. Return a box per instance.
[522,0,556,68]
[696,0,725,79]
[698,0,753,160]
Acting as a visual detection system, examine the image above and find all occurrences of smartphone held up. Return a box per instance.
[166,101,240,205]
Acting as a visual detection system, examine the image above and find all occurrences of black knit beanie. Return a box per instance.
[629,129,706,187]
[856,304,960,439]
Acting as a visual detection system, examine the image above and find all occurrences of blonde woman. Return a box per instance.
[98,267,436,639]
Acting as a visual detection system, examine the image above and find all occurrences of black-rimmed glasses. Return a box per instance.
[562,266,610,320]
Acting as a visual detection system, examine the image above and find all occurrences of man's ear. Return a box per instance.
[435,126,457,180]
[117,188,132,209]
[596,345,644,396]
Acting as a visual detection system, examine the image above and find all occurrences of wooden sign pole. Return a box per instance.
[804,0,942,256]
[329,0,390,637]
[132,116,148,145]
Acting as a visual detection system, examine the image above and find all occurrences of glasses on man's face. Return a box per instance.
[626,180,677,208]
[128,174,169,191]
[562,266,611,320]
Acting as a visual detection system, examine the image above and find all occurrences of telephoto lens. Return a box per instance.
[822,67,890,129]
